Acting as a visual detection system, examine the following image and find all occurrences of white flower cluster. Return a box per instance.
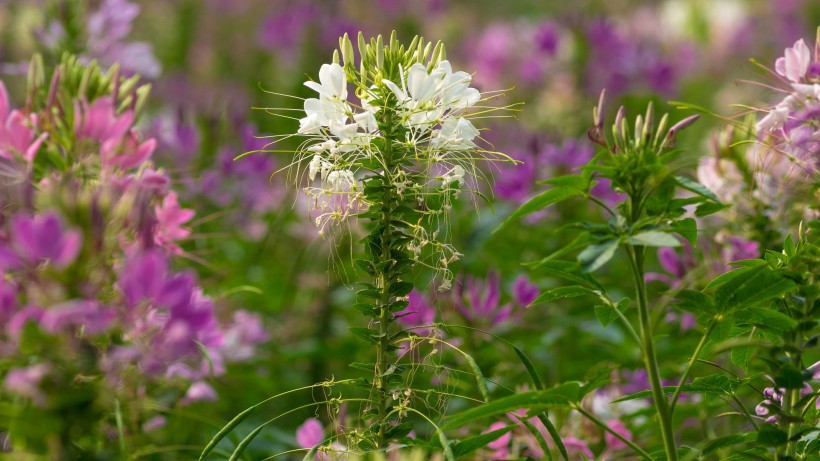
[296,59,484,235]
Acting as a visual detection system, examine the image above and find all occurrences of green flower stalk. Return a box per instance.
[268,31,514,449]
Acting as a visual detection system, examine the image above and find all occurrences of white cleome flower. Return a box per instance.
[304,63,348,100]
[430,117,480,151]
[440,165,465,187]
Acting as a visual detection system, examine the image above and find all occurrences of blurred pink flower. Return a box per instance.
[0,81,46,163]
[3,364,50,406]
[154,192,194,253]
[605,419,633,451]
[296,417,325,449]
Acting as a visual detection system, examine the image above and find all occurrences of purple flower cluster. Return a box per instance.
[37,0,160,78]
[0,67,266,437]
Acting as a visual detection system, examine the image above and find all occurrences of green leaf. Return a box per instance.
[774,365,804,389]
[695,201,730,217]
[733,307,797,332]
[757,425,789,447]
[669,218,698,245]
[441,385,578,430]
[513,345,544,391]
[539,173,589,191]
[594,304,620,327]
[494,187,582,232]
[199,405,257,460]
[676,290,716,315]
[714,266,796,311]
[450,425,515,458]
[389,281,414,297]
[626,231,681,247]
[578,239,619,272]
[731,344,754,372]
[702,433,755,455]
[384,422,414,440]
[527,260,605,292]
[673,175,721,203]
[530,286,597,307]
[464,353,490,403]
[349,327,379,345]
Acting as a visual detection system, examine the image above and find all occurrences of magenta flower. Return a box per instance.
[154,192,195,254]
[10,212,82,269]
[454,271,513,326]
[39,300,115,335]
[0,82,47,163]
[512,275,539,307]
[74,97,157,170]
[484,421,512,458]
[605,420,633,450]
[75,98,133,143]
[395,290,437,336]
[296,417,325,449]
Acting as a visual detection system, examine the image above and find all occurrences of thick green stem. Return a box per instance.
[375,113,396,449]
[627,245,678,461]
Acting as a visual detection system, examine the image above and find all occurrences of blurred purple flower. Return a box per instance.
[181,381,218,405]
[6,306,44,337]
[258,4,317,56]
[39,300,115,335]
[220,310,269,361]
[512,275,538,307]
[86,0,161,77]
[540,138,594,169]
[534,23,559,55]
[3,364,50,406]
[395,290,437,336]
[0,280,16,326]
[585,19,679,96]
[10,212,82,269]
[455,271,513,325]
[494,149,536,203]
[721,236,759,264]
[142,415,167,432]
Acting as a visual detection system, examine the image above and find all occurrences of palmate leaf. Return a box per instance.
[712,266,796,312]
[526,260,606,292]
[612,374,742,402]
